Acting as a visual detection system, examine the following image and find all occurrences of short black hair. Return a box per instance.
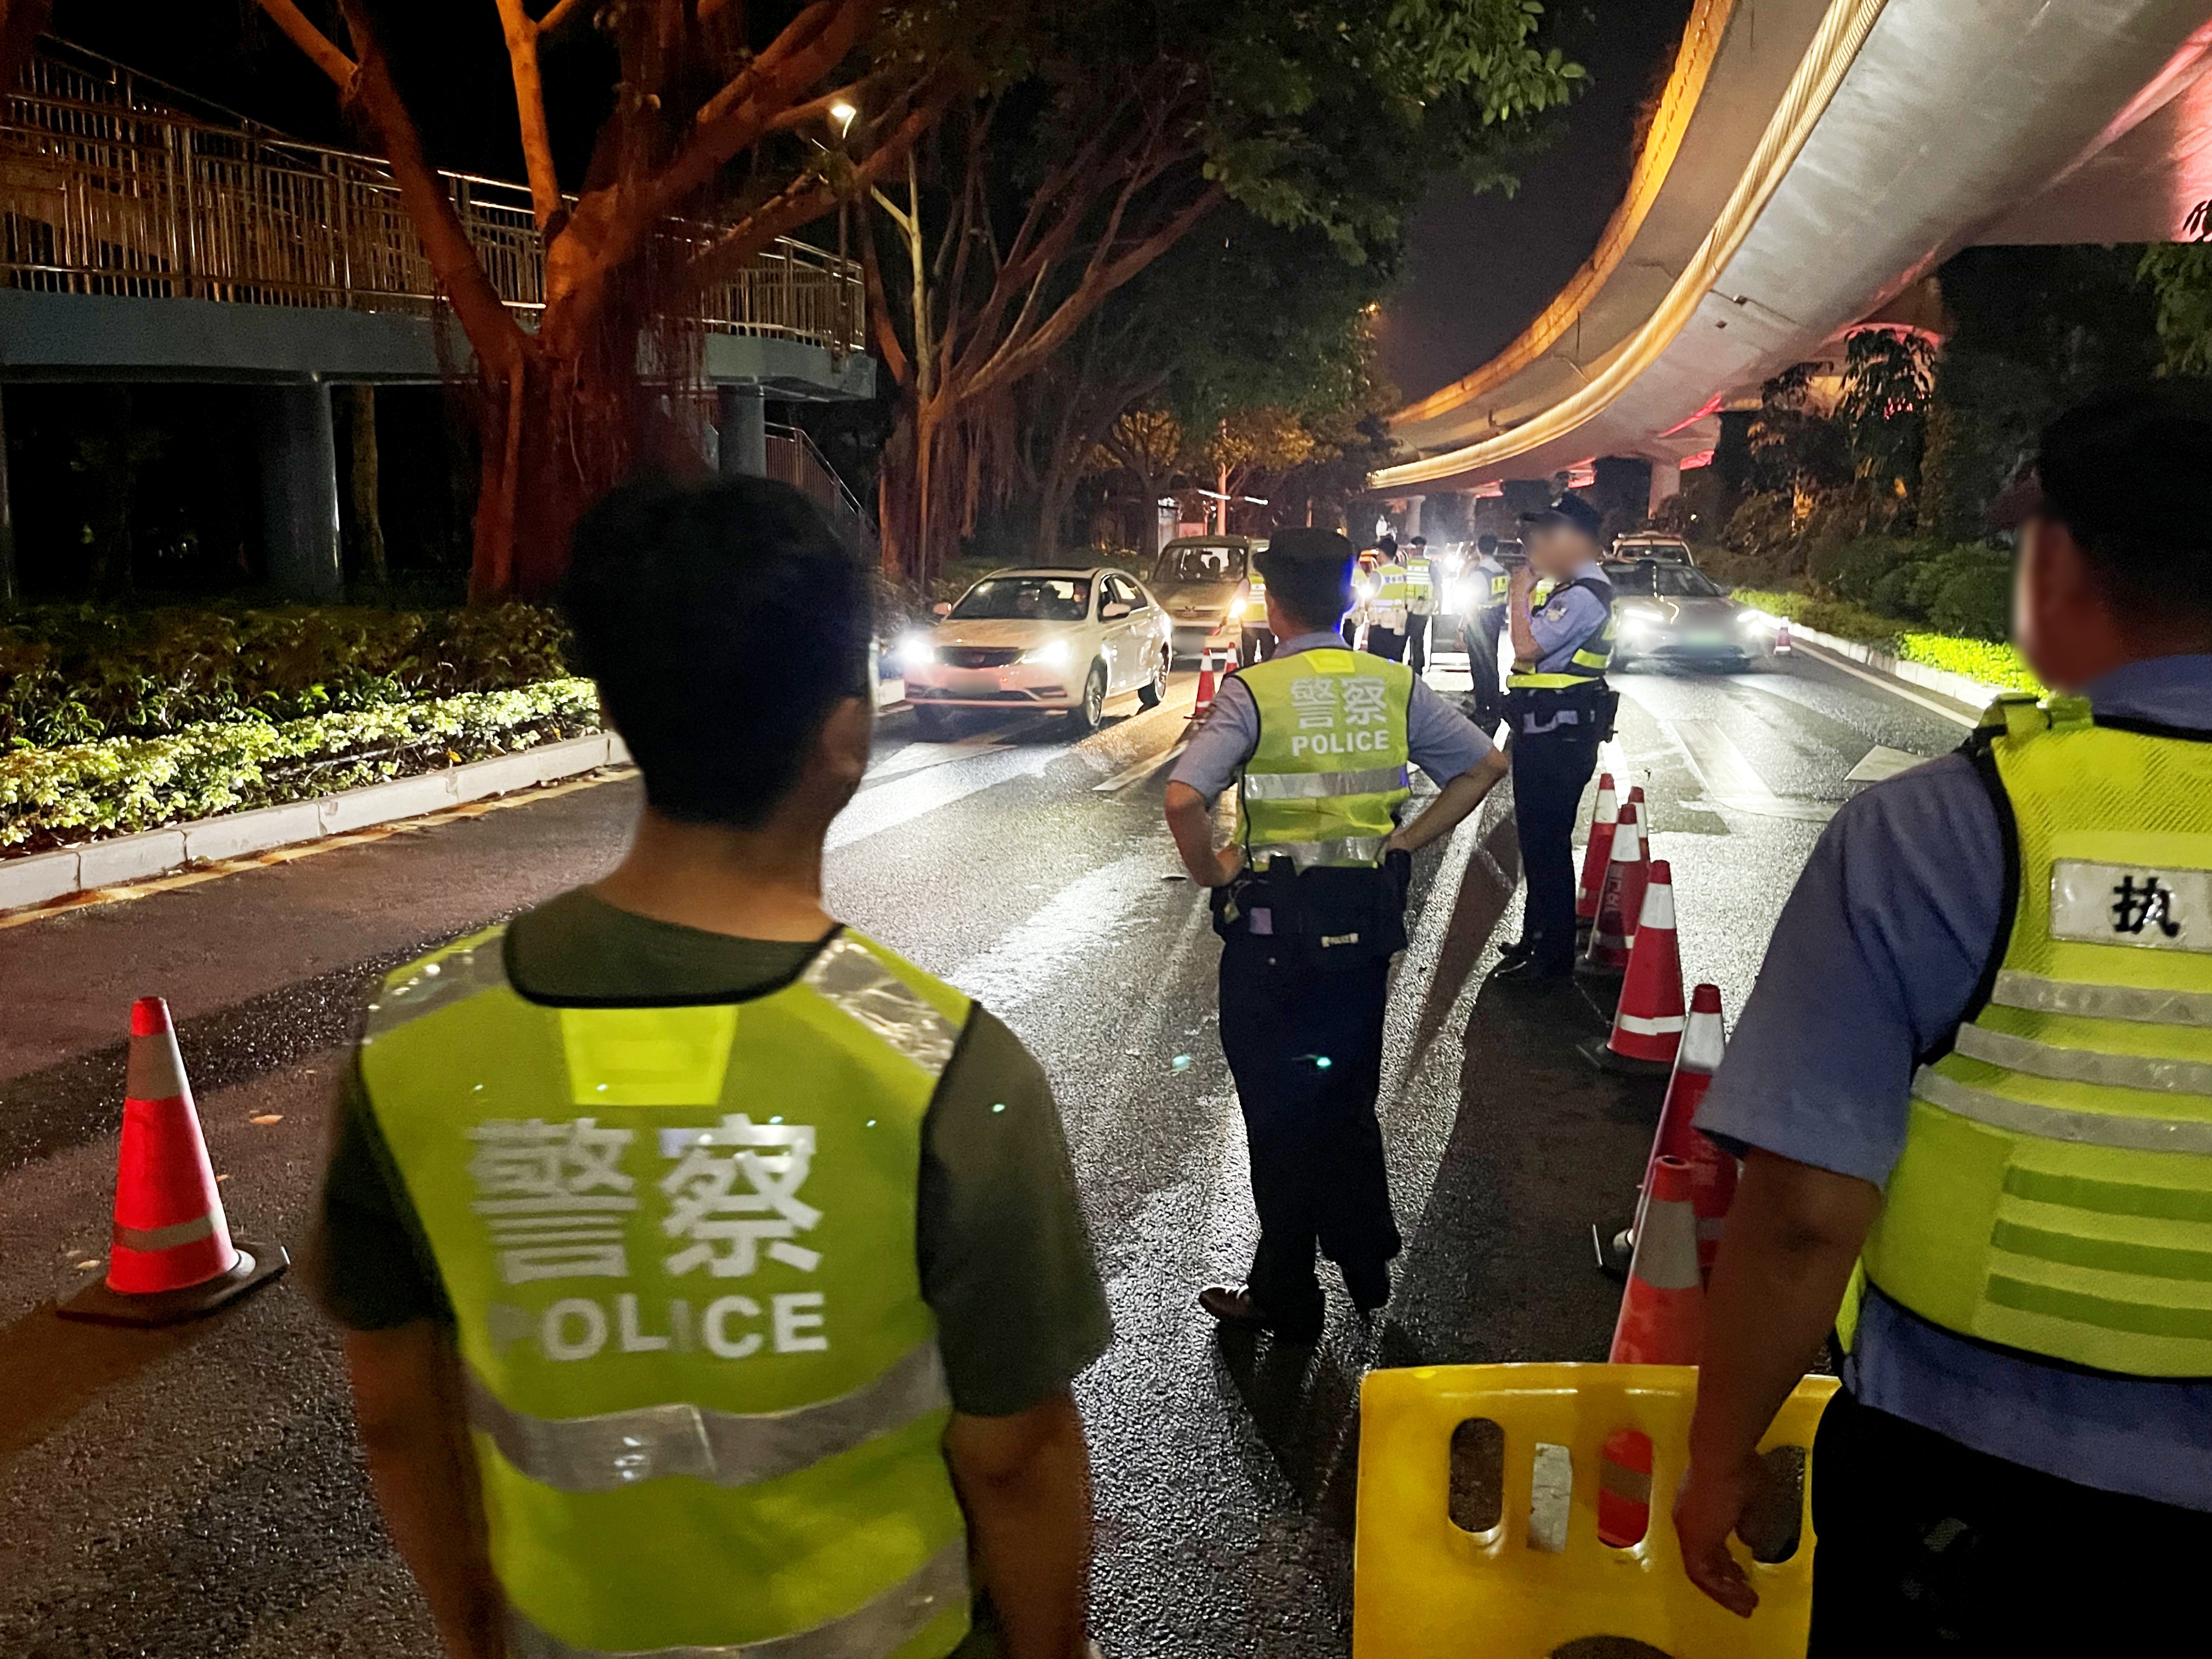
[2035,381,2212,615]
[561,476,870,828]
[1409,535,1427,546]
[1375,533,1398,558]
[1259,528,1355,631]
[1477,533,1499,553]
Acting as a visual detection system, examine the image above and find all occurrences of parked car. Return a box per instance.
[1608,557,1767,671]
[901,567,1173,737]
[1148,536,1270,664]
[1611,532,1699,566]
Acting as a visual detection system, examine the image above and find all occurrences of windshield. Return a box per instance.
[951,576,1092,622]
[1152,545,1248,584]
[1608,561,1723,599]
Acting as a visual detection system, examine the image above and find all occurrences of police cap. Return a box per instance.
[1256,527,1355,571]
[1520,492,1604,540]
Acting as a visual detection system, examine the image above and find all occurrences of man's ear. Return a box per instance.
[815,696,873,787]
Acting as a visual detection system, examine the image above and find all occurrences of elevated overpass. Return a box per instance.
[0,42,872,595]
[1374,0,2212,510]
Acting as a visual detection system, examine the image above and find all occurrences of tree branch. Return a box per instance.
[860,202,912,388]
[492,0,566,233]
[537,0,593,38]
[331,0,530,376]
[250,0,358,87]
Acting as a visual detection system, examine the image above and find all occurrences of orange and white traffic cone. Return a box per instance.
[1582,860,1686,1075]
[1189,645,1222,724]
[1595,980,1735,1278]
[1576,802,1647,980]
[1574,772,1620,944]
[1597,1155,1707,1548]
[1774,617,1792,654]
[61,997,287,1325]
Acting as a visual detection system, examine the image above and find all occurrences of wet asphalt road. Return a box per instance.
[0,645,1977,1658]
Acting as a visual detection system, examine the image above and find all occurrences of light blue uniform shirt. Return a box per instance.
[1169,630,1493,804]
[1524,559,1611,672]
[1470,556,1509,646]
[1696,654,2212,1510]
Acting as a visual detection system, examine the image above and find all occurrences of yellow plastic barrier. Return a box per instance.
[1354,1363,1837,1658]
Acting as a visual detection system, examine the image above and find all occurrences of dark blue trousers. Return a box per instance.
[1510,723,1601,966]
[1217,934,1400,1319]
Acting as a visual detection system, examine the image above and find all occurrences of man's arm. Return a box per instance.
[1386,751,1509,855]
[1674,1149,1882,1617]
[343,1321,505,1659]
[945,1392,1093,1659]
[1508,565,1539,665]
[1165,779,1243,887]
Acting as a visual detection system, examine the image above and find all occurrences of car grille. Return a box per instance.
[939,646,1024,669]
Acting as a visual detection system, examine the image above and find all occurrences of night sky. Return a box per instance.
[1374,0,1695,407]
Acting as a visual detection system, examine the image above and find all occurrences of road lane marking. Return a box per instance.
[1787,638,1978,729]
[1844,744,1931,783]
[1665,718,1836,823]
[1092,740,1189,793]
[826,743,1062,853]
[866,738,1011,785]
[947,849,1170,1014]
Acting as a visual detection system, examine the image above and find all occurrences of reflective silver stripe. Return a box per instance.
[1245,837,1387,870]
[364,934,510,1040]
[1913,1066,2212,1154]
[1953,1024,2212,1097]
[112,1211,216,1252]
[1240,765,1409,801]
[803,938,962,1078]
[1991,969,2212,1030]
[1612,1011,1686,1037]
[506,1538,969,1659]
[467,1340,950,1494]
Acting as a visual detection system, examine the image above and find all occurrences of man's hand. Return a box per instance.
[1165,780,1243,887]
[1674,1452,1764,1618]
[1509,563,1536,600]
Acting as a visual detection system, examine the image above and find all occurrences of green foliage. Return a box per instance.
[0,603,571,751]
[1837,329,1934,498]
[1894,633,2042,695]
[1818,538,2012,641]
[1728,587,2040,696]
[1,680,601,851]
[2138,240,2212,375]
[1726,588,1905,647]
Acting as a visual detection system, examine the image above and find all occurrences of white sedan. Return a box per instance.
[899,567,1174,738]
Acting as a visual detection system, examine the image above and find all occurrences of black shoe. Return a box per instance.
[1342,1262,1391,1315]
[1498,936,1537,964]
[1493,952,1574,988]
[1198,1283,1323,1343]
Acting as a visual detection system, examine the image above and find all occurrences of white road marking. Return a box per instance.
[1844,744,1931,783]
[866,738,1010,783]
[1788,638,1978,729]
[947,849,1170,1013]
[1092,740,1189,793]
[827,744,1062,851]
[1665,718,1837,823]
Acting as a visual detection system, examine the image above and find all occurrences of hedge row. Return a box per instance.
[1,679,601,852]
[1,603,573,751]
[1730,588,2044,695]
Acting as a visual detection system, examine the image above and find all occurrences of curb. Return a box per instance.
[1,730,633,916]
[1748,614,2016,713]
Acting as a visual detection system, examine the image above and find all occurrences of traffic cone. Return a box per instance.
[1580,861,1685,1075]
[1189,645,1222,724]
[1574,773,1620,941]
[1774,617,1792,654]
[1593,981,1735,1279]
[1576,803,1646,980]
[1596,1155,1705,1547]
[61,997,287,1326]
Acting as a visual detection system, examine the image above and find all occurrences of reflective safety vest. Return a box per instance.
[1478,563,1511,614]
[359,927,974,1659]
[1368,561,1412,629]
[1842,695,2212,1378]
[1507,575,1617,691]
[1404,557,1435,616]
[1235,648,1413,869]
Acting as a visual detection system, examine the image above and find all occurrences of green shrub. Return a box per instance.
[1895,634,2043,694]
[0,603,573,750]
[1726,588,1904,644]
[1,679,600,850]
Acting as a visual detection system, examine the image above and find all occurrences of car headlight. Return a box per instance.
[1619,610,1660,639]
[1226,596,1245,621]
[899,633,936,669]
[1737,610,1768,633]
[1020,639,1070,666]
[1356,579,1375,601]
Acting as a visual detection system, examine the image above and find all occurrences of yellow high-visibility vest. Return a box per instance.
[1235,648,1413,870]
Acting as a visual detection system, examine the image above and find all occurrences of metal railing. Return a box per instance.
[0,42,865,354]
[766,422,879,562]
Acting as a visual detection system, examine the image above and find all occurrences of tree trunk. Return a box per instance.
[345,385,389,588]
[878,394,951,590]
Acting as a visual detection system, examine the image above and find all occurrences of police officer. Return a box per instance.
[1364,533,1412,661]
[1677,384,2212,1647]
[310,478,1109,1659]
[1494,493,1616,985]
[1461,532,1511,737]
[1164,528,1509,1340]
[1403,534,1436,676]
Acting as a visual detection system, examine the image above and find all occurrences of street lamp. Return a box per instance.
[830,100,857,138]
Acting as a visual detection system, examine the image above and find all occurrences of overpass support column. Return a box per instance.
[718,385,768,478]
[1501,479,1554,520]
[1593,456,1652,531]
[1649,459,1683,517]
[258,383,342,600]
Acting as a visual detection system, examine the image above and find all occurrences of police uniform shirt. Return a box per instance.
[1695,653,2212,1511]
[1170,629,1494,804]
[1471,555,1510,646]
[1522,557,1610,672]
